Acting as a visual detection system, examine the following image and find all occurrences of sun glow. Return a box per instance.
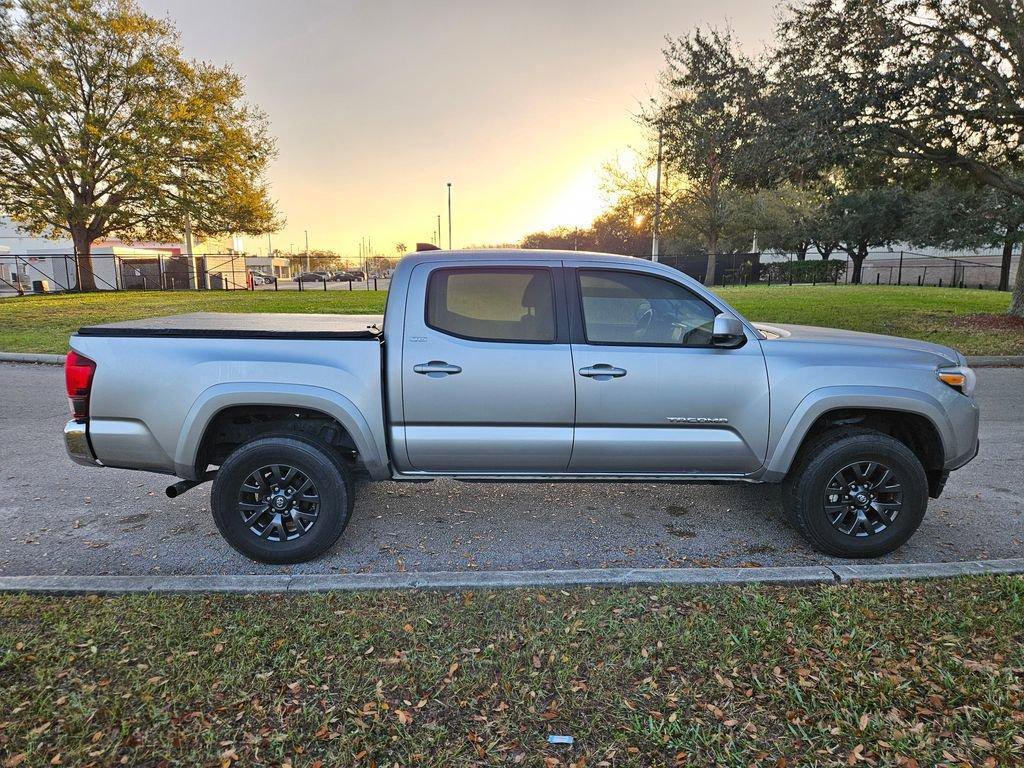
[535,166,607,230]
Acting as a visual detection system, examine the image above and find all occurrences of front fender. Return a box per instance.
[174,382,390,480]
[763,385,955,481]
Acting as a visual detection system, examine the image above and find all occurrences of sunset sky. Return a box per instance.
[141,0,776,260]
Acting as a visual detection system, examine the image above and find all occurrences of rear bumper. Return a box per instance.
[64,420,101,467]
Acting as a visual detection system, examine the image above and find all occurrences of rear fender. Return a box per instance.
[174,383,389,480]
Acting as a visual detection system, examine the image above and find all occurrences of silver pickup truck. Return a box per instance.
[64,249,979,563]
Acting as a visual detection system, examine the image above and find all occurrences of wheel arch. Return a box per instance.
[174,383,390,481]
[764,386,954,483]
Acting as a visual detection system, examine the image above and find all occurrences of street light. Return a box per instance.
[652,121,663,262]
[447,182,452,250]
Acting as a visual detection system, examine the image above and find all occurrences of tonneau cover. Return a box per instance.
[77,312,383,340]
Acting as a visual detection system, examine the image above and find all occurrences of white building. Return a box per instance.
[0,218,250,293]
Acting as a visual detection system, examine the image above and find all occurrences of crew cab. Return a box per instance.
[64,250,980,563]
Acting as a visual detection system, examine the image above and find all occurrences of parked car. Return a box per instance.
[329,271,355,282]
[64,249,979,564]
[348,270,365,280]
[293,271,327,282]
[249,271,274,285]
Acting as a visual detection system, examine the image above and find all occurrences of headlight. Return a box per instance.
[937,365,976,397]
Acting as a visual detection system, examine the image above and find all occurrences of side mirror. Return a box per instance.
[711,313,746,348]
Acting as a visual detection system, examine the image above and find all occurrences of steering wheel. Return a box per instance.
[634,306,653,339]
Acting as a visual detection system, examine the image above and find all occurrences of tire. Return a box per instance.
[210,436,353,564]
[781,427,928,558]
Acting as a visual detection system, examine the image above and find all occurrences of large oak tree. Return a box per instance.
[0,0,282,290]
[775,0,1024,313]
[656,28,765,285]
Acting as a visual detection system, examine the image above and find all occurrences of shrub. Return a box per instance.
[761,258,845,284]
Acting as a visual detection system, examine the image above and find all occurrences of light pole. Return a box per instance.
[304,230,310,272]
[437,214,441,246]
[651,122,663,262]
[446,182,452,250]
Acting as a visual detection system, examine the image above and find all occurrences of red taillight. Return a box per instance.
[65,350,96,420]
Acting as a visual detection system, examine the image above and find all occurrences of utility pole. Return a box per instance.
[651,122,663,262]
[437,214,442,247]
[304,230,310,271]
[447,182,452,250]
[184,210,195,286]
[267,234,272,257]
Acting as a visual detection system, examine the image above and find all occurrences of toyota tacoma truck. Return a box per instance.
[63,250,979,563]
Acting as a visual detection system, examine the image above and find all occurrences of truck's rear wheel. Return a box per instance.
[211,436,353,564]
[782,428,928,558]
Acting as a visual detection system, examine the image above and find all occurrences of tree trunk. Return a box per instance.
[704,234,720,288]
[796,243,808,261]
[849,242,868,284]
[819,245,834,260]
[71,226,98,292]
[1010,242,1024,317]
[998,227,1017,292]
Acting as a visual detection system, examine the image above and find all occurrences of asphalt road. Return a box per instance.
[1,362,1020,576]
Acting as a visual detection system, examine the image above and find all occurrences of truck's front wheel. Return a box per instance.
[210,436,353,564]
[782,428,929,558]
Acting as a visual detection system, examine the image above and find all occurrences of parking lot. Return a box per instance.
[1,362,1020,576]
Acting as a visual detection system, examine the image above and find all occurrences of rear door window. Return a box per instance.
[426,268,556,342]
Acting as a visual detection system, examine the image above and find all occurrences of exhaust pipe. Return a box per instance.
[166,470,218,498]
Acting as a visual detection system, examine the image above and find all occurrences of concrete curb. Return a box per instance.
[0,351,64,364]
[3,352,1023,368]
[966,355,1024,368]
[1,559,1021,595]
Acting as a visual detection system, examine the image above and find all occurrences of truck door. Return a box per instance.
[400,261,575,472]
[567,266,770,475]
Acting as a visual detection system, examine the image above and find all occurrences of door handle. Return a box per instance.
[414,360,462,376]
[578,363,626,379]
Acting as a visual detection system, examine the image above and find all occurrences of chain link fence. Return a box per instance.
[0,248,1016,297]
[644,248,1016,290]
[0,252,390,296]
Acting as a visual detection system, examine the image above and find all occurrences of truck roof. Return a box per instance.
[401,249,643,265]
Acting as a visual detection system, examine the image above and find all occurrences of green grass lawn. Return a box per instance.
[0,284,1021,355]
[1,577,1022,767]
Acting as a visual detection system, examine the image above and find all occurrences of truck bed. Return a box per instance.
[77,312,383,340]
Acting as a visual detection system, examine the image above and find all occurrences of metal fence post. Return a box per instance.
[274,277,279,292]
[374,278,378,291]
[298,277,303,292]
[322,277,327,291]
[897,251,903,285]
